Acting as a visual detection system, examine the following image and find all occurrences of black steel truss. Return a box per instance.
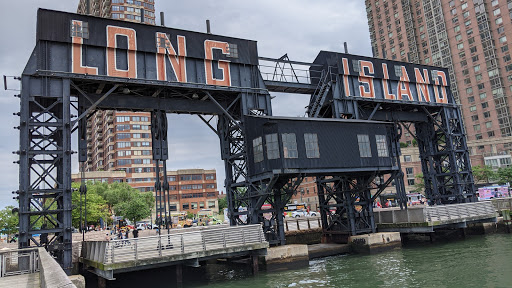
[18,76,73,273]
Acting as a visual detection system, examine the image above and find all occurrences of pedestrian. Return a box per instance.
[118,229,122,240]
[132,229,138,238]
[125,229,129,239]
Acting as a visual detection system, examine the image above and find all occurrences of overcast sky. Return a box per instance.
[0,0,372,208]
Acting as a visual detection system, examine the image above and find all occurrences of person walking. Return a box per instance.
[132,228,139,238]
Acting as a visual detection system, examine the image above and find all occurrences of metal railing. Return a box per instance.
[425,201,496,223]
[0,248,39,277]
[284,217,322,232]
[490,197,512,211]
[82,224,266,265]
[375,201,496,224]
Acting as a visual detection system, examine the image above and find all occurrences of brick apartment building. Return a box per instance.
[72,169,220,214]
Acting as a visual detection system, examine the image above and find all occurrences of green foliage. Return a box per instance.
[218,196,228,211]
[0,206,19,235]
[412,139,418,147]
[413,173,425,192]
[400,142,408,148]
[71,181,154,227]
[115,194,152,224]
[472,165,496,183]
[186,211,195,219]
[496,166,512,185]
[71,182,110,228]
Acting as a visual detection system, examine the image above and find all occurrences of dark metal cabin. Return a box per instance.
[244,116,399,179]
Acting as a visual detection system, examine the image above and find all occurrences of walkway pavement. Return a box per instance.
[0,273,40,288]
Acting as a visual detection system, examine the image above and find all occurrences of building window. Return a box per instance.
[357,134,372,158]
[494,8,501,16]
[470,105,476,112]
[169,204,177,212]
[205,174,215,180]
[484,111,491,118]
[376,135,389,157]
[282,133,298,158]
[486,121,493,129]
[304,133,320,158]
[407,179,415,186]
[474,124,481,131]
[468,96,475,103]
[208,201,216,208]
[457,43,464,50]
[476,134,483,140]
[471,115,479,121]
[191,202,198,209]
[253,137,263,163]
[482,102,489,109]
[182,203,189,210]
[404,155,412,162]
[406,167,414,178]
[500,36,507,43]
[265,133,280,159]
[488,131,495,137]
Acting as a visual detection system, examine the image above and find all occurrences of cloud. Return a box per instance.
[0,0,372,207]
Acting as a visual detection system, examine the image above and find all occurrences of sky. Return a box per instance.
[0,0,372,208]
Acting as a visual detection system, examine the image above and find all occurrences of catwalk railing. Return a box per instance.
[82,224,267,265]
[375,201,497,225]
[0,247,39,277]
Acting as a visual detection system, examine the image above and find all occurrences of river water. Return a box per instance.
[107,234,512,288]
[196,234,512,288]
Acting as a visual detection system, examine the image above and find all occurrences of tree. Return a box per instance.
[472,165,495,183]
[97,182,154,223]
[218,196,228,211]
[496,166,512,185]
[413,173,425,193]
[0,206,18,235]
[71,182,110,228]
[115,194,152,224]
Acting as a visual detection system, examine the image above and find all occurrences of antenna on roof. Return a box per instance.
[206,20,211,34]
[160,12,165,26]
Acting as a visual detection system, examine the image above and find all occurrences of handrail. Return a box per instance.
[83,224,267,265]
[0,247,40,277]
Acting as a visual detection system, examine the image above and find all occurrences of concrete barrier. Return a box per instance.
[38,248,76,288]
[348,232,401,253]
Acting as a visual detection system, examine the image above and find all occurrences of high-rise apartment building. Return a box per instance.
[77,0,156,193]
[77,0,156,24]
[365,0,512,170]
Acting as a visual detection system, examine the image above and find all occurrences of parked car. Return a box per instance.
[291,209,317,218]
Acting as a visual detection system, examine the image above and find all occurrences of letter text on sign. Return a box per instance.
[358,60,375,98]
[204,40,231,86]
[106,26,137,78]
[382,63,396,100]
[414,68,431,102]
[156,33,187,82]
[71,20,98,75]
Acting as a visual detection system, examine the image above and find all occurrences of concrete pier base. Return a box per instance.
[466,222,498,235]
[348,232,401,253]
[308,243,351,259]
[264,245,309,271]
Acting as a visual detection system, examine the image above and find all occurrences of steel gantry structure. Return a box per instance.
[16,9,476,271]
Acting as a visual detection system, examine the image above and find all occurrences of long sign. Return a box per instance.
[313,52,453,105]
[36,9,259,87]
